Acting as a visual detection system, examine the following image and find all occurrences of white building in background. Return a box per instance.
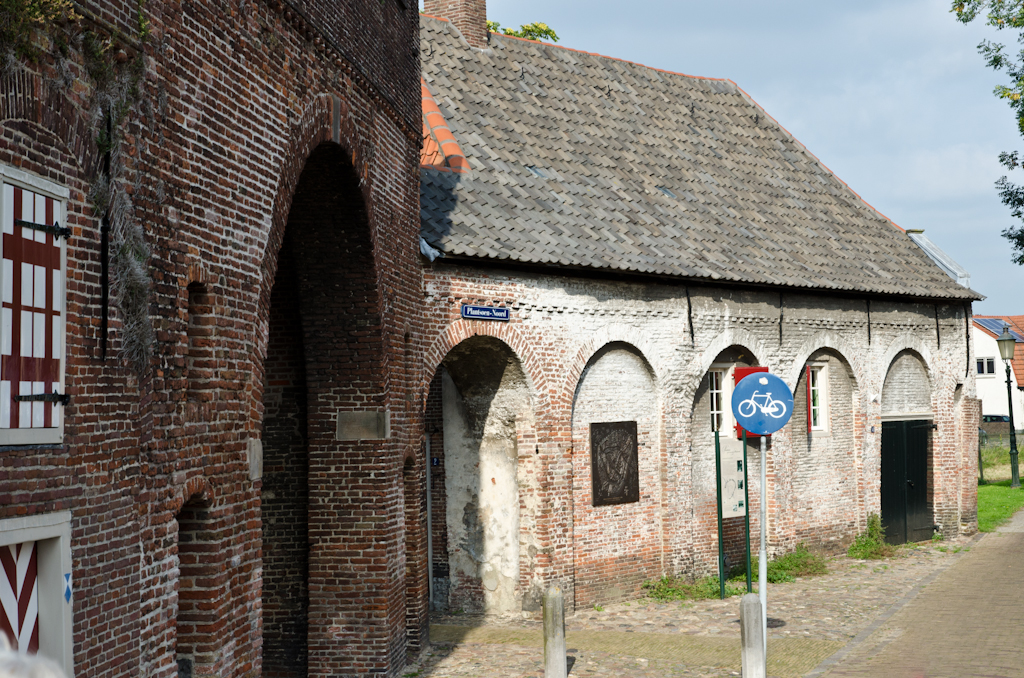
[973,316,1024,421]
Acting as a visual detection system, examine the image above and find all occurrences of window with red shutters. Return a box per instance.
[0,169,67,445]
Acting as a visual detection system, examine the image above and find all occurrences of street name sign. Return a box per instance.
[460,305,510,321]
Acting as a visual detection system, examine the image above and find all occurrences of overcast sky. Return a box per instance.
[424,0,1024,314]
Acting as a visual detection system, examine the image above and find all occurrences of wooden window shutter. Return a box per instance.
[0,183,66,431]
[806,365,812,429]
[0,540,39,653]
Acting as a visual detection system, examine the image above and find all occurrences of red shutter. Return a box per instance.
[1,184,62,430]
[806,365,812,429]
[0,541,39,654]
[733,366,769,439]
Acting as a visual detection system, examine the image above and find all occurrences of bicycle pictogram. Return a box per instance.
[737,390,789,419]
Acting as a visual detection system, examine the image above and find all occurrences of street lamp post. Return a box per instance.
[997,325,1020,489]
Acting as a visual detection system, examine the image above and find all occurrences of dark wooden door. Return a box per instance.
[880,420,932,544]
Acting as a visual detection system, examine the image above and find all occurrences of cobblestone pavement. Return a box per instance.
[403,534,979,678]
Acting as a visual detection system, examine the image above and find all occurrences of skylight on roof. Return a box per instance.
[656,186,676,199]
[525,166,548,179]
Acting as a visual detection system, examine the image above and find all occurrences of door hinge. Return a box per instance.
[14,391,71,406]
[14,218,72,240]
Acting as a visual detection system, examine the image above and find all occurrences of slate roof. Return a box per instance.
[419,16,981,300]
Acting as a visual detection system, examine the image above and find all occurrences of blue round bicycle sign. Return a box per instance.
[731,372,794,435]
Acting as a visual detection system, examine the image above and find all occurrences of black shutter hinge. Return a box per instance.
[15,391,71,406]
[14,219,72,240]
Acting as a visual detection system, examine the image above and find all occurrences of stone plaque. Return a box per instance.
[590,421,639,506]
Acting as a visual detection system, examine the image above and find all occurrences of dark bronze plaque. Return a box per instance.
[590,421,639,506]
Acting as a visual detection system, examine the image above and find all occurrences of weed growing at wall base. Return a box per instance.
[848,514,899,559]
[977,480,1024,531]
[642,575,744,601]
[730,543,829,583]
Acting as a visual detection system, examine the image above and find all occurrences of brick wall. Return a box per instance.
[422,0,488,47]
[571,345,662,605]
[261,249,308,678]
[882,352,933,416]
[425,371,449,610]
[788,352,860,550]
[420,263,980,610]
[0,0,424,676]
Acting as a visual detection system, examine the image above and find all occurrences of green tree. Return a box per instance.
[954,1,1024,263]
[486,20,559,42]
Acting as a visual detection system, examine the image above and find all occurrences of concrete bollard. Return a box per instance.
[543,585,567,678]
[740,593,765,678]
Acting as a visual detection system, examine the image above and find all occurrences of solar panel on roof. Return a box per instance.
[976,317,1024,342]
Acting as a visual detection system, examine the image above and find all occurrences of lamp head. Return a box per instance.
[998,324,1017,362]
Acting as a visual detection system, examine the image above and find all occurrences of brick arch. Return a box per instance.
[250,91,379,430]
[669,327,774,409]
[560,324,662,411]
[877,334,937,395]
[783,330,867,393]
[170,474,212,515]
[421,319,548,410]
[0,70,98,175]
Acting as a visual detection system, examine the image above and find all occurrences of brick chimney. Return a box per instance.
[423,0,488,49]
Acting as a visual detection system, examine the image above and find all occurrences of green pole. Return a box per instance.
[743,429,752,593]
[978,428,985,485]
[715,429,725,599]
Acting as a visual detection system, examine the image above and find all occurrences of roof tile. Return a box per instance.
[419,17,978,300]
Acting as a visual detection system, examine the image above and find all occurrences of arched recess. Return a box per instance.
[879,349,934,544]
[668,328,774,409]
[690,345,761,576]
[423,335,539,615]
[571,342,661,607]
[560,324,662,411]
[789,348,862,549]
[259,141,385,677]
[175,485,225,678]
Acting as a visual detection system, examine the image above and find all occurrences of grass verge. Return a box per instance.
[978,479,1024,532]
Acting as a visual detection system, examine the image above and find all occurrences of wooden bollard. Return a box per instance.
[741,593,765,678]
[543,585,567,678]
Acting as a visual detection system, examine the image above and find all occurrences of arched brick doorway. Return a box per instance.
[261,142,387,676]
[424,336,540,615]
[880,350,934,544]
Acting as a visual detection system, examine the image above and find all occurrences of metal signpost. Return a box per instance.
[731,372,793,666]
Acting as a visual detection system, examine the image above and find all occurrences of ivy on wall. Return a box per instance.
[0,0,155,374]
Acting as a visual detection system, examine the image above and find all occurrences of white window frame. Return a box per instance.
[0,512,74,676]
[977,357,997,378]
[709,365,736,433]
[808,363,828,432]
[0,165,68,445]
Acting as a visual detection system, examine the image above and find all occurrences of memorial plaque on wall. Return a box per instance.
[590,421,640,506]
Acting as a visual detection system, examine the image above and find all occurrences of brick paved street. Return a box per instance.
[403,531,985,678]
[817,511,1024,678]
